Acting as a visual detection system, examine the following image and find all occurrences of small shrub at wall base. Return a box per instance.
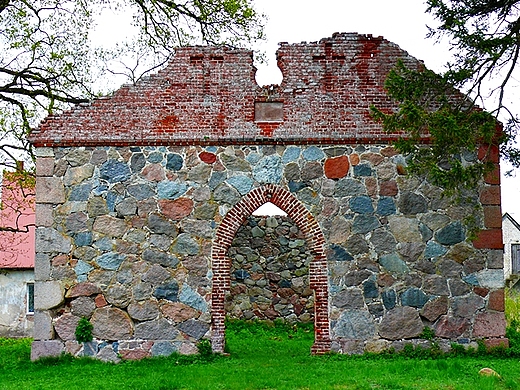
[197,339,213,359]
[75,317,93,343]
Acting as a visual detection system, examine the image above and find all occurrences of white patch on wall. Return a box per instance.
[252,202,287,216]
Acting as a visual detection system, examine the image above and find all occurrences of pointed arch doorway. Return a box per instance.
[211,184,331,354]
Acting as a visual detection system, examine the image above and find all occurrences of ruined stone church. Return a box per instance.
[29,33,505,362]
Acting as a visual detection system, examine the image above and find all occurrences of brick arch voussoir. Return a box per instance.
[211,184,331,354]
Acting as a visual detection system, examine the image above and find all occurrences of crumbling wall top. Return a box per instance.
[29,33,421,147]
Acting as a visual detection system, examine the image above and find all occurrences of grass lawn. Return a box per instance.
[1,321,519,390]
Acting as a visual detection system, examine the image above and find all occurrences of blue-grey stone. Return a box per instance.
[369,229,397,254]
[147,152,163,163]
[376,197,396,216]
[352,214,380,234]
[172,233,200,256]
[206,146,217,153]
[282,146,301,163]
[475,269,504,288]
[419,222,433,242]
[245,152,261,164]
[398,192,428,215]
[423,241,447,259]
[94,237,113,251]
[382,289,396,310]
[350,196,374,214]
[69,183,92,201]
[353,163,373,176]
[400,287,428,308]
[297,187,320,205]
[130,153,146,173]
[99,160,131,183]
[220,153,251,171]
[151,341,177,357]
[148,214,177,236]
[153,281,179,301]
[363,279,379,298]
[35,228,72,253]
[333,310,376,339]
[106,191,121,212]
[127,183,155,200]
[75,232,93,247]
[302,146,325,161]
[234,269,250,280]
[435,221,465,245]
[335,178,366,197]
[95,252,126,270]
[226,176,253,195]
[82,341,98,357]
[166,153,183,171]
[143,248,179,268]
[288,181,308,193]
[379,253,410,274]
[177,319,210,340]
[213,183,241,206]
[279,280,292,288]
[253,155,283,184]
[209,171,227,190]
[75,260,93,277]
[463,274,480,286]
[179,284,208,312]
[327,244,354,261]
[92,184,108,196]
[157,181,188,200]
[134,318,179,340]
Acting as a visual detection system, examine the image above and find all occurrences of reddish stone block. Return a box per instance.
[488,289,505,312]
[65,282,101,298]
[36,157,54,177]
[478,144,500,163]
[483,205,502,229]
[95,294,108,308]
[199,152,217,164]
[472,229,503,249]
[379,180,398,196]
[474,287,489,297]
[484,164,500,185]
[435,315,470,338]
[479,186,501,205]
[159,197,194,220]
[473,312,506,338]
[381,146,398,157]
[484,338,509,349]
[324,156,349,179]
[119,349,151,360]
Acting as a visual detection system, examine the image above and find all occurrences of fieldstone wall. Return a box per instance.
[227,215,314,322]
[32,142,505,360]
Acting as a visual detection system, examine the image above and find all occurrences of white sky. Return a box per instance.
[94,0,520,219]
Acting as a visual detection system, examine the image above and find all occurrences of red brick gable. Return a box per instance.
[29,33,420,147]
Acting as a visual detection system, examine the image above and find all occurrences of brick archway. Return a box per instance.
[211,184,331,354]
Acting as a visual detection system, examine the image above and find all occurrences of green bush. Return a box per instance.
[74,317,93,343]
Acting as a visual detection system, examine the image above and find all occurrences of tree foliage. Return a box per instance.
[426,1,520,166]
[0,0,264,172]
[373,2,520,218]
[371,60,501,197]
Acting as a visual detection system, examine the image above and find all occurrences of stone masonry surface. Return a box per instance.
[29,33,505,360]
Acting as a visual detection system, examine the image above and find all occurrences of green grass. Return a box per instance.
[1,321,520,389]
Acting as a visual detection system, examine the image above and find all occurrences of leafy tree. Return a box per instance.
[372,1,520,220]
[0,0,264,172]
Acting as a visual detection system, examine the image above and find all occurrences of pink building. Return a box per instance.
[0,171,35,337]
